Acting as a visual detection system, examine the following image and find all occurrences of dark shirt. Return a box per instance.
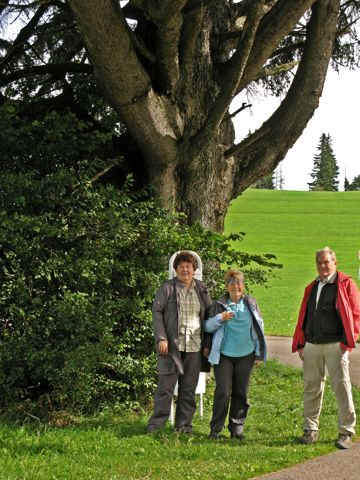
[304,280,344,344]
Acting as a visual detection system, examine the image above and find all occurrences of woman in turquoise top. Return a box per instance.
[205,270,266,439]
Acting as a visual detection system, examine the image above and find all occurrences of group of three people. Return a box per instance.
[147,248,360,449]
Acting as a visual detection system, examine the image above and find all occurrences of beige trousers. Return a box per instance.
[303,342,356,434]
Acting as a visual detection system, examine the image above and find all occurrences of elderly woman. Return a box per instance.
[147,251,212,434]
[205,270,266,439]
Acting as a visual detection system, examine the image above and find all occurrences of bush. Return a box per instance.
[0,167,281,415]
[0,104,281,416]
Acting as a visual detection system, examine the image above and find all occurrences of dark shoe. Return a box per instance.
[175,425,192,434]
[300,430,318,444]
[229,423,244,439]
[335,433,352,450]
[147,425,161,434]
[208,431,221,440]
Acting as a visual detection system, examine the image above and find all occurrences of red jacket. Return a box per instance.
[292,271,360,353]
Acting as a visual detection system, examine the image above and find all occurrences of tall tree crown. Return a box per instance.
[1,0,359,229]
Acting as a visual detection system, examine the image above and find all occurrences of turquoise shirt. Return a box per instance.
[221,299,255,357]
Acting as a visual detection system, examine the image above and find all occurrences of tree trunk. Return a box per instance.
[68,0,341,232]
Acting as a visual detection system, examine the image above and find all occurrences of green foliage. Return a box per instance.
[0,167,279,415]
[308,133,339,191]
[345,174,360,191]
[0,102,117,176]
[0,170,156,412]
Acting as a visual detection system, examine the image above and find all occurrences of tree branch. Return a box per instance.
[68,0,178,173]
[0,0,10,16]
[178,0,204,104]
[228,102,252,119]
[183,0,214,14]
[0,4,48,68]
[253,60,299,82]
[154,0,188,94]
[72,160,121,190]
[236,0,317,92]
[226,0,341,197]
[0,63,93,87]
[187,0,266,157]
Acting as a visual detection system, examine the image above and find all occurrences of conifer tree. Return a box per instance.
[308,133,339,191]
[254,173,275,189]
[347,174,360,191]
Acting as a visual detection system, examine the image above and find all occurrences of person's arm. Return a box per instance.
[348,278,360,342]
[205,309,233,332]
[292,284,312,354]
[152,283,170,355]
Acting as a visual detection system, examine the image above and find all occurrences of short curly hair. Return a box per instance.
[173,251,198,271]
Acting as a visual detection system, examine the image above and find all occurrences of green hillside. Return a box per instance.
[225,189,360,336]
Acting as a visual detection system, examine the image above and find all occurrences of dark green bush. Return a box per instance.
[0,104,280,416]
[0,168,280,414]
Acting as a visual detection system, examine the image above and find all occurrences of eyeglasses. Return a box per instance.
[226,279,244,285]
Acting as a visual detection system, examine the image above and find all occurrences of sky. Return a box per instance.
[232,68,360,191]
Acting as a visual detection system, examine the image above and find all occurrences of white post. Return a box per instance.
[195,372,206,418]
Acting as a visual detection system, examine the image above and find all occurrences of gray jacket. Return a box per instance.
[152,278,212,375]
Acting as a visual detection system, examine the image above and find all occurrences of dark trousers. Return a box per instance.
[147,351,201,430]
[210,352,255,433]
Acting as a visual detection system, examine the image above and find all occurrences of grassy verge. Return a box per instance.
[1,361,358,480]
[225,189,360,336]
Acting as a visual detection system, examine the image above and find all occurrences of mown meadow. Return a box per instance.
[225,189,360,336]
[1,361,358,480]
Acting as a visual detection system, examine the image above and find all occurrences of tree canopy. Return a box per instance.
[308,132,340,191]
[1,1,360,230]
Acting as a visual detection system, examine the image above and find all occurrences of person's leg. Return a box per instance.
[175,351,201,431]
[209,355,233,435]
[228,352,255,437]
[324,342,356,447]
[147,373,178,432]
[302,343,326,435]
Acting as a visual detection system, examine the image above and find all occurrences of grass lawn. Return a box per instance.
[1,361,359,480]
[225,189,360,336]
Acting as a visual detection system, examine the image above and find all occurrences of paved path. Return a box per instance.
[250,336,360,480]
[251,441,360,480]
[266,335,360,386]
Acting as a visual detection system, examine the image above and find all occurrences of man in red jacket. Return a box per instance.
[292,247,360,449]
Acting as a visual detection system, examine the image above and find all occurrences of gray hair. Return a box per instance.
[316,246,337,262]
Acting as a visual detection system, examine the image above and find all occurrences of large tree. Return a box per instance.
[308,132,339,191]
[1,1,359,230]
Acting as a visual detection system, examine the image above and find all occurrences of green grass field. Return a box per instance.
[225,189,360,336]
[1,361,357,480]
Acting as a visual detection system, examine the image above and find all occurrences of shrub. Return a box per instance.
[0,105,281,416]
